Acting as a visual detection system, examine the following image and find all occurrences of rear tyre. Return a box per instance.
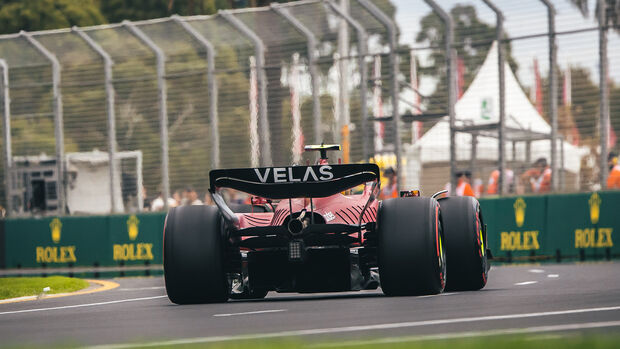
[164,205,230,304]
[439,196,488,291]
[378,197,446,296]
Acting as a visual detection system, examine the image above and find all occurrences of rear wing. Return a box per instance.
[209,164,380,199]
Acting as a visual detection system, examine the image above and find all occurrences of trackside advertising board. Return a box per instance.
[479,195,549,259]
[480,191,619,261]
[546,192,619,259]
[2,213,165,268]
[0,192,618,269]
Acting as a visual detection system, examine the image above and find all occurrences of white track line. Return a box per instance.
[548,274,559,278]
[117,287,165,291]
[515,281,538,286]
[528,269,545,273]
[85,304,620,349]
[312,320,620,348]
[0,296,167,316]
[214,309,287,317]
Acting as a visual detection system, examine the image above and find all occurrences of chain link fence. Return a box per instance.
[0,0,617,216]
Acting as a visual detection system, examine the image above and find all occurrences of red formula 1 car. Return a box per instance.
[163,145,490,304]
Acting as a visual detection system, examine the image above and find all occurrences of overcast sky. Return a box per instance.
[390,0,620,94]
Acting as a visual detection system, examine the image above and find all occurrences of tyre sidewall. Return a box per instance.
[164,205,229,304]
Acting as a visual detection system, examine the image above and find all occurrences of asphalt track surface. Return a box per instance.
[1,262,620,348]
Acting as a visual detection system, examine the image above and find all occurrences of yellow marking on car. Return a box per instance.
[480,230,485,256]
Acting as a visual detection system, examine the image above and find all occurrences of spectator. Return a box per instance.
[184,187,203,205]
[380,167,398,199]
[142,186,150,211]
[172,190,183,206]
[521,158,551,194]
[473,178,484,198]
[150,192,177,211]
[204,191,215,205]
[444,171,475,197]
[607,152,620,189]
[487,168,515,195]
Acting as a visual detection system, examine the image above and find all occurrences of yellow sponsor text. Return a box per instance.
[500,231,540,251]
[36,246,77,263]
[113,243,154,261]
[574,228,613,248]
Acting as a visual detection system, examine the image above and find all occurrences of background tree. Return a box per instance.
[569,0,620,33]
[0,0,106,34]
[415,4,518,115]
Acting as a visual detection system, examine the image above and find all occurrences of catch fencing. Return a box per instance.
[0,0,618,216]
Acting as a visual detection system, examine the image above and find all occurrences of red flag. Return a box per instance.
[607,74,617,149]
[533,58,543,115]
[609,119,617,149]
[373,55,384,152]
[456,56,465,100]
[249,56,260,167]
[410,49,422,142]
[290,53,304,163]
[563,67,571,106]
[563,67,580,145]
[570,125,581,146]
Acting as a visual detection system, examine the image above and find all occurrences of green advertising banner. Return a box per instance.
[4,216,109,268]
[547,192,619,259]
[481,195,549,260]
[3,213,166,269]
[108,213,165,266]
[1,193,618,269]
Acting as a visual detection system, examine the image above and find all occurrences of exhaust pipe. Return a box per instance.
[288,210,308,236]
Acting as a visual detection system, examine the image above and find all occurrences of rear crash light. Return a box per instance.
[288,240,305,261]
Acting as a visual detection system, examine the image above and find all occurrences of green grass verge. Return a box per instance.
[142,334,620,349]
[0,276,90,300]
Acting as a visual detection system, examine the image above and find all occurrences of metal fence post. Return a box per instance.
[598,0,609,188]
[123,20,168,211]
[540,0,558,192]
[0,59,12,214]
[21,31,66,213]
[357,0,401,191]
[481,1,505,196]
[423,0,456,194]
[271,4,323,146]
[72,26,120,213]
[172,15,220,169]
[220,10,273,167]
[327,1,370,160]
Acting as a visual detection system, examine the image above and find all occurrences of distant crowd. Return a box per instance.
[443,152,620,198]
[147,186,253,211]
[380,152,620,200]
[145,152,620,210]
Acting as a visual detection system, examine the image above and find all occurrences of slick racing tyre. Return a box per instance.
[439,196,488,291]
[164,205,230,304]
[378,197,446,296]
